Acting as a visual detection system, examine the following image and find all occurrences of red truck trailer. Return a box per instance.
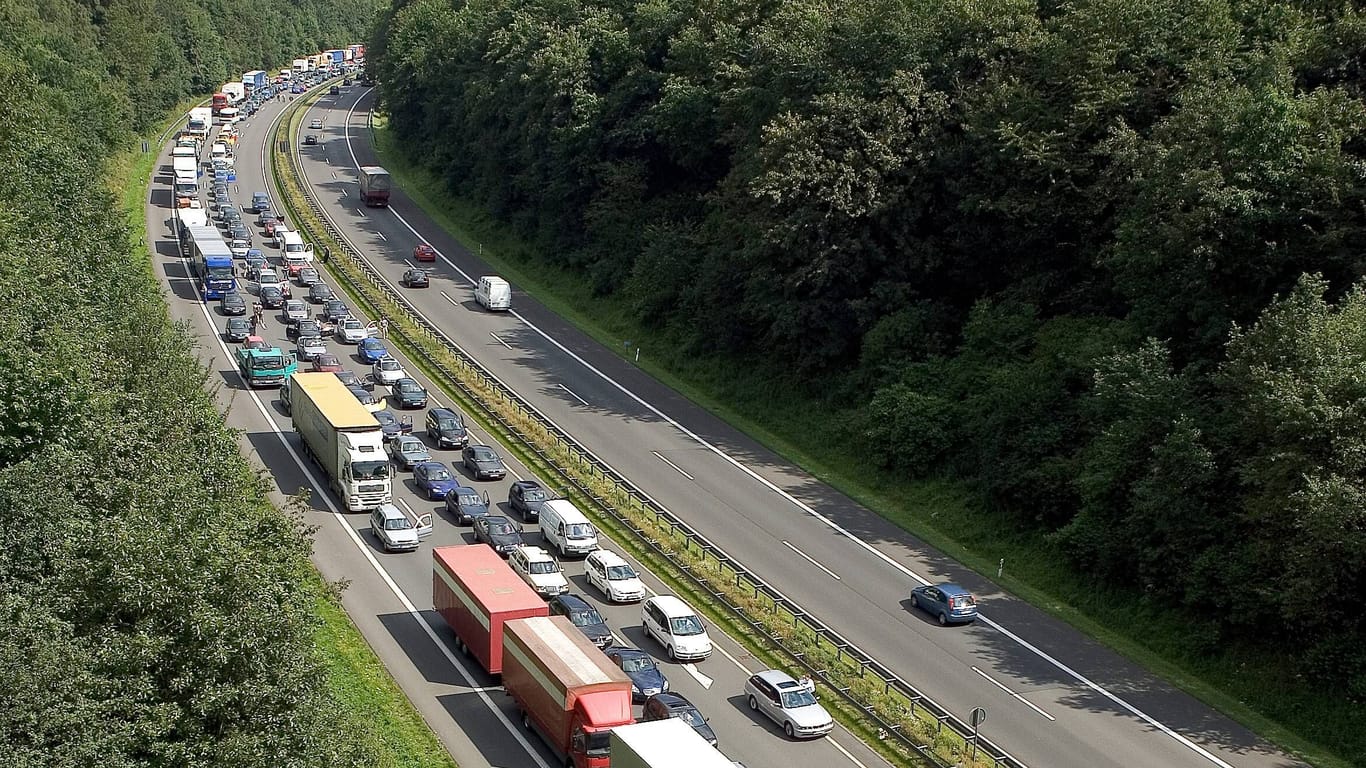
[503,616,634,768]
[433,545,547,674]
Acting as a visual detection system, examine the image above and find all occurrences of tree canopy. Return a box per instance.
[374,0,1366,706]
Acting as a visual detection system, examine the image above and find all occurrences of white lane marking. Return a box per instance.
[972,667,1056,722]
[650,451,694,481]
[490,332,511,350]
[330,171,336,180]
[355,207,364,216]
[440,290,459,307]
[681,663,713,689]
[404,260,414,269]
[376,230,386,241]
[558,384,589,407]
[782,541,840,580]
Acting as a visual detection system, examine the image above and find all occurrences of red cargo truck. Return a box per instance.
[433,545,547,674]
[503,616,634,768]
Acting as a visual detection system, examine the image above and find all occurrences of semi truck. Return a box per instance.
[172,155,199,207]
[433,545,548,675]
[358,166,391,207]
[609,719,735,768]
[325,49,344,65]
[289,372,392,511]
[220,82,246,104]
[503,616,634,768]
[242,70,267,90]
[186,107,212,138]
[212,92,229,114]
[292,58,309,74]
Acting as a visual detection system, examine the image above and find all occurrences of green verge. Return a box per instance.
[114,100,456,768]
[365,122,1350,768]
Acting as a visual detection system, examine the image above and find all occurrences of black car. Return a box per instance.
[390,377,428,409]
[347,385,381,409]
[329,85,340,95]
[342,77,353,86]
[462,444,506,481]
[322,299,350,323]
[372,409,412,442]
[425,408,468,449]
[229,223,252,243]
[303,134,318,146]
[259,285,285,309]
[641,692,717,746]
[401,268,429,288]
[334,369,371,391]
[288,317,325,340]
[509,480,550,521]
[472,515,523,557]
[548,594,613,649]
[258,212,276,228]
[215,205,238,223]
[224,316,250,342]
[219,290,247,315]
[308,282,333,303]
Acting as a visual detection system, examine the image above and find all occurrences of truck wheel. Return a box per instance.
[521,711,532,731]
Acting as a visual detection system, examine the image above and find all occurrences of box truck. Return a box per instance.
[433,545,547,674]
[221,82,245,104]
[610,719,735,768]
[358,166,391,206]
[288,372,392,511]
[503,616,634,768]
[242,70,268,90]
[186,107,212,138]
[292,58,309,74]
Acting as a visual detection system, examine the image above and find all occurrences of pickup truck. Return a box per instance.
[236,341,298,387]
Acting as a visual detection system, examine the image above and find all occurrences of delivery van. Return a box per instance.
[538,499,598,558]
[475,276,511,311]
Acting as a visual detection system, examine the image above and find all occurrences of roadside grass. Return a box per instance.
[115,104,456,768]
[370,122,1357,768]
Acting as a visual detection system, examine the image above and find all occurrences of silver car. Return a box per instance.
[295,334,327,361]
[335,316,369,344]
[282,299,309,323]
[743,670,833,739]
[373,356,405,385]
[369,503,420,552]
[386,434,430,470]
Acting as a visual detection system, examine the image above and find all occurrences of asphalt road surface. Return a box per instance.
[146,87,886,768]
[282,84,1310,768]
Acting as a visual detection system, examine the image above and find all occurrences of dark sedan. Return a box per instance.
[509,480,550,521]
[402,268,429,288]
[604,646,668,702]
[462,444,506,481]
[219,291,247,315]
[472,515,522,557]
[308,282,334,304]
[641,692,717,746]
[549,594,613,649]
[258,284,285,309]
[322,299,350,323]
[444,486,489,524]
[223,316,250,342]
[389,377,428,409]
[373,409,413,442]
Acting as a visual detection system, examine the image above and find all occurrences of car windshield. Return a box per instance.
[351,461,390,480]
[668,616,704,636]
[780,689,817,709]
[438,418,461,431]
[426,468,451,481]
[524,488,548,502]
[471,447,495,461]
[375,412,396,426]
[384,517,413,531]
[380,360,399,370]
[606,565,636,580]
[207,265,233,277]
[619,654,653,673]
[399,381,419,392]
[570,608,604,626]
[528,561,557,575]
[676,708,704,726]
[487,520,516,535]
[566,523,593,538]
[459,494,481,506]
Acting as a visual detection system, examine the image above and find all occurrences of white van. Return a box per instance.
[641,595,712,661]
[539,499,598,558]
[475,275,511,311]
[210,142,228,161]
[171,145,196,159]
[279,230,313,261]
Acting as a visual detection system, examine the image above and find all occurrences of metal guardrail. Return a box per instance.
[274,98,1023,768]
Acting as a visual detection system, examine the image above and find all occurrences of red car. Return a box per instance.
[413,243,437,262]
[310,354,344,373]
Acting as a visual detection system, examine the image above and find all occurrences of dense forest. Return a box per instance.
[0,0,377,765]
[374,0,1366,712]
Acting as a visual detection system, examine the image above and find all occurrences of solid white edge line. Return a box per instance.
[781,540,841,580]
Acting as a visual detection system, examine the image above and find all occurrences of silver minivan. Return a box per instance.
[538,499,598,558]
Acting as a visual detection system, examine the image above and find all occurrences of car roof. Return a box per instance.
[936,583,972,597]
[589,549,628,567]
[452,485,478,496]
[753,669,798,687]
[606,645,647,659]
[514,479,542,489]
[431,407,458,418]
[647,691,694,709]
[374,503,403,519]
[552,593,591,610]
[517,545,553,561]
[648,595,696,618]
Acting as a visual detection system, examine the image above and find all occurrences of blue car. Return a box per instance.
[909,583,978,625]
[358,336,388,364]
[605,646,669,702]
[413,461,459,501]
[444,486,489,524]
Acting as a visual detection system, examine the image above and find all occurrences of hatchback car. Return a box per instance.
[386,434,431,470]
[373,356,406,385]
[357,336,388,364]
[548,594,613,649]
[309,117,324,129]
[373,409,413,442]
[508,480,550,521]
[322,299,350,322]
[296,266,319,286]
[295,334,327,361]
[641,595,711,661]
[444,486,489,524]
[257,210,276,228]
[308,282,334,303]
[413,243,437,262]
[508,545,568,597]
[347,384,384,411]
[244,253,268,280]
[370,503,420,553]
[223,316,250,342]
[309,353,344,373]
[641,692,716,746]
[335,316,369,344]
[744,669,834,739]
[413,461,459,501]
[288,317,326,340]
[908,582,978,625]
[425,408,468,449]
[402,268,429,287]
[282,299,309,323]
[462,444,506,481]
[334,370,370,390]
[390,377,428,409]
[256,268,284,292]
[250,192,270,212]
[605,646,668,701]
[473,514,523,556]
[303,134,318,146]
[258,284,285,309]
[584,549,646,603]
[229,238,251,258]
[219,291,247,315]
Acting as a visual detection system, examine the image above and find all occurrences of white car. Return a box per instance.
[282,299,309,323]
[743,669,834,739]
[257,268,283,290]
[584,549,645,602]
[335,316,369,344]
[508,545,569,598]
[641,595,712,661]
[228,238,250,258]
[369,503,420,553]
[373,356,405,385]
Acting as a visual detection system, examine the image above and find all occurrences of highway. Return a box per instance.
[284,83,1310,768]
[145,85,885,768]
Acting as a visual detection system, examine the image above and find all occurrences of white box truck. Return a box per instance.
[286,372,392,511]
[610,719,735,768]
[292,58,309,74]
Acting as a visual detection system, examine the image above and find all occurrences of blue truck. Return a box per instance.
[242,70,267,91]
[326,49,345,65]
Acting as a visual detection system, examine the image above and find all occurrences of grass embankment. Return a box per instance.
[367,120,1352,768]
[114,102,456,768]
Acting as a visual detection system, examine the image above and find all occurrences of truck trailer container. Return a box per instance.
[220,82,246,104]
[358,166,391,207]
[609,719,735,768]
[503,616,634,768]
[186,107,212,138]
[433,545,548,674]
[292,58,309,74]
[242,70,268,90]
[325,49,344,65]
[289,372,392,511]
